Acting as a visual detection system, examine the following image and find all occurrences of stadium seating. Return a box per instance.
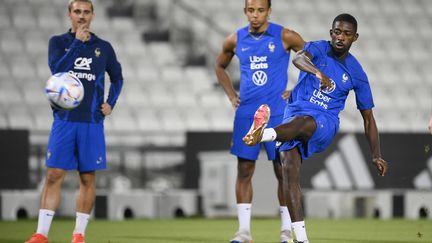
[0,0,430,140]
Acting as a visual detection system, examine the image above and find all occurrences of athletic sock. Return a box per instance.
[237,203,252,232]
[280,206,292,231]
[262,128,277,142]
[73,212,90,236]
[36,209,55,237]
[292,221,308,242]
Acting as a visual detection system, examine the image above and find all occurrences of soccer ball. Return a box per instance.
[45,72,84,110]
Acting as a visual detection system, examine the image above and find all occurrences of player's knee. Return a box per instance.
[237,161,255,180]
[79,176,96,188]
[45,169,65,185]
[237,169,254,180]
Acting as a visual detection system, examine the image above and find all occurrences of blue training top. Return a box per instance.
[287,40,374,126]
[48,31,123,123]
[235,22,290,118]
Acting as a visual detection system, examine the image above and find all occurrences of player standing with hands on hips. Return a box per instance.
[25,0,123,242]
[214,0,304,242]
[243,14,388,243]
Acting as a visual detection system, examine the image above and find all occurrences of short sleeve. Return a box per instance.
[304,41,325,62]
[354,71,374,110]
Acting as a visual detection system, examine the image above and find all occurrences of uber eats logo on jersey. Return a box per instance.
[249,56,268,70]
[309,79,336,109]
[71,57,96,81]
[250,55,268,86]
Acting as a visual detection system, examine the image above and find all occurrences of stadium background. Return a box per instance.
[0,0,431,223]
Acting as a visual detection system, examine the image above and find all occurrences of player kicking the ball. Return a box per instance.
[243,14,388,243]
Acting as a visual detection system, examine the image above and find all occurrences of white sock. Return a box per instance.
[261,128,277,142]
[237,203,252,232]
[292,221,308,242]
[73,212,90,236]
[36,209,55,237]
[280,206,292,231]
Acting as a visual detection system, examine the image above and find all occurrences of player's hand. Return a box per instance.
[101,103,112,116]
[282,90,291,100]
[230,94,240,108]
[76,23,90,42]
[316,71,333,91]
[373,157,388,176]
[428,116,432,134]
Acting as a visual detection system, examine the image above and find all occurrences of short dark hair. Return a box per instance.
[68,0,94,13]
[333,13,357,32]
[245,0,271,8]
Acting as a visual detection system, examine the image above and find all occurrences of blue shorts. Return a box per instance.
[231,115,283,161]
[279,112,338,160]
[46,119,106,172]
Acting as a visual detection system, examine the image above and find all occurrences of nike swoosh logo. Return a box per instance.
[241,47,250,52]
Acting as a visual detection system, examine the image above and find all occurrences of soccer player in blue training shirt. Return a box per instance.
[214,0,304,242]
[25,1,123,243]
[243,13,388,243]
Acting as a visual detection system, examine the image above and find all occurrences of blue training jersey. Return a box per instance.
[287,40,374,124]
[48,31,123,123]
[235,22,290,118]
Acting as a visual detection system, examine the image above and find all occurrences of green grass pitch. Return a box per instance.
[1,218,431,243]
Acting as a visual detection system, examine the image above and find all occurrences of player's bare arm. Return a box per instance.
[281,28,305,53]
[280,29,305,100]
[360,109,388,176]
[215,33,240,108]
[292,50,333,91]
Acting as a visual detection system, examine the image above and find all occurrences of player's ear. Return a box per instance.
[353,33,359,42]
[243,7,247,15]
[329,29,333,36]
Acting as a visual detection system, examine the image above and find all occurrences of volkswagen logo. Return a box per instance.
[252,70,267,86]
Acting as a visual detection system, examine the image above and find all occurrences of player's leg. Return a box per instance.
[72,171,95,243]
[72,123,106,242]
[280,148,309,243]
[76,171,96,214]
[231,157,255,243]
[26,120,78,243]
[266,112,294,243]
[236,157,255,203]
[243,104,317,146]
[230,116,260,243]
[25,168,67,243]
[272,156,294,243]
[274,116,316,143]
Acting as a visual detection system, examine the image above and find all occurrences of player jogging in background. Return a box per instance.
[25,0,123,243]
[243,13,388,243]
[214,0,304,242]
